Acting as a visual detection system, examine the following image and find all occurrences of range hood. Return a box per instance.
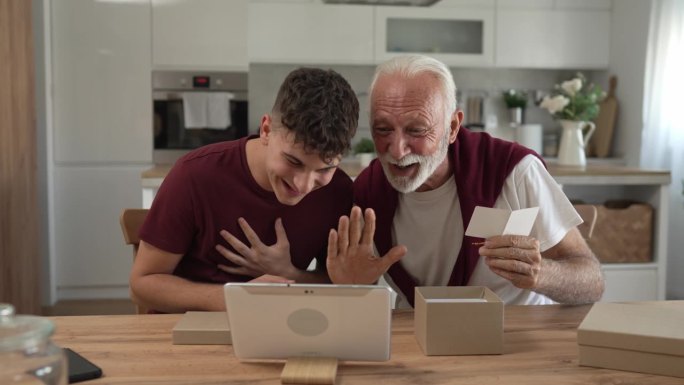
[322,0,440,6]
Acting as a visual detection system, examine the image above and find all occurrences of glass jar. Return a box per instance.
[0,304,67,385]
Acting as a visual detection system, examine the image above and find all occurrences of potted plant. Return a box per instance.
[353,137,375,167]
[502,89,528,126]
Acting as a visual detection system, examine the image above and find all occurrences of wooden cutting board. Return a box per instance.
[590,76,618,158]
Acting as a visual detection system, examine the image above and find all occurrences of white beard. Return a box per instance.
[379,131,450,193]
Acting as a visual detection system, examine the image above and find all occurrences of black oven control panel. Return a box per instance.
[192,76,210,88]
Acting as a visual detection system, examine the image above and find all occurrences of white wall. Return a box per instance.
[609,0,683,300]
[608,0,652,166]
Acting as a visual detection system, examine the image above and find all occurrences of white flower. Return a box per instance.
[561,78,583,96]
[540,95,570,114]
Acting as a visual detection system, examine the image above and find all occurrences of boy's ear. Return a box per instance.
[260,114,272,144]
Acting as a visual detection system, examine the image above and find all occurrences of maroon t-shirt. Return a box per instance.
[140,136,353,284]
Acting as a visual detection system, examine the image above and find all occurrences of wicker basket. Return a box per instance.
[585,201,654,263]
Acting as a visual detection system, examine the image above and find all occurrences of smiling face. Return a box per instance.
[256,114,340,206]
[371,72,461,193]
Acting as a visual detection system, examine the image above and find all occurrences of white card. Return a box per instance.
[465,206,539,239]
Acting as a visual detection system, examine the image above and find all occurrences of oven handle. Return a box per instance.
[153,90,248,101]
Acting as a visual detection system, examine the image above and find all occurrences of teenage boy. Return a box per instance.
[130,68,360,313]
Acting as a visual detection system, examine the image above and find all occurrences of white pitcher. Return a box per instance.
[557,119,596,168]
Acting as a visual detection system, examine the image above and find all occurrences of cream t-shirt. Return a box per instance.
[384,155,582,307]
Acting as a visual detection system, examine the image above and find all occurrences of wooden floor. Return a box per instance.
[42,299,137,316]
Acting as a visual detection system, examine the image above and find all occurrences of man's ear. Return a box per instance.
[449,110,463,143]
[260,114,272,145]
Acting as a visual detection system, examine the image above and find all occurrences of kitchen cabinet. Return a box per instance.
[552,164,670,302]
[51,0,152,300]
[495,0,611,68]
[496,0,611,10]
[433,0,496,7]
[152,0,248,71]
[52,0,152,163]
[248,2,374,65]
[53,166,145,299]
[375,3,495,67]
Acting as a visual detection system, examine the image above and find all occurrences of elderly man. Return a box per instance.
[326,55,604,306]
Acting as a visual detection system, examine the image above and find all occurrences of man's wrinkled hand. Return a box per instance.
[326,206,406,284]
[216,217,297,279]
[478,234,542,289]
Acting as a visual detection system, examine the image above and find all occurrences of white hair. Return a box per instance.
[369,54,458,120]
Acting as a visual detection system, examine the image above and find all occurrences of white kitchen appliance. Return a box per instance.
[152,71,249,164]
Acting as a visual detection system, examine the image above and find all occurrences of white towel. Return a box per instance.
[206,92,234,129]
[182,92,208,129]
[182,92,235,130]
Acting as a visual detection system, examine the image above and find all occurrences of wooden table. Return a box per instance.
[50,305,680,384]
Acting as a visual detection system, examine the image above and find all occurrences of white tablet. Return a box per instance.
[223,283,392,361]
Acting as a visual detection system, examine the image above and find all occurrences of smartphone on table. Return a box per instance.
[64,348,103,383]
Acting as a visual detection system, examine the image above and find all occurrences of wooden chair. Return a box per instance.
[119,208,149,314]
[573,204,598,240]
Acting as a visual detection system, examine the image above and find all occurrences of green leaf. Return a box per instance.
[353,138,375,154]
[502,89,528,109]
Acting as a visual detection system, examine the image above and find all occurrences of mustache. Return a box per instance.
[380,153,427,167]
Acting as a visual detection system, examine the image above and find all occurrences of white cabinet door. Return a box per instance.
[495,7,611,68]
[53,166,146,299]
[248,3,374,65]
[497,0,610,10]
[434,0,495,7]
[555,0,611,10]
[152,0,248,70]
[52,0,152,163]
[375,6,495,67]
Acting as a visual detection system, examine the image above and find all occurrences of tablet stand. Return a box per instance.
[281,357,338,384]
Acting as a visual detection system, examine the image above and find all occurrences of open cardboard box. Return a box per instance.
[414,286,503,356]
[577,301,684,378]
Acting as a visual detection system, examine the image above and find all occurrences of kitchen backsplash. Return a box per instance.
[248,63,375,143]
[249,63,607,151]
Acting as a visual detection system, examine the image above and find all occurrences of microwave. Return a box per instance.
[152,71,249,164]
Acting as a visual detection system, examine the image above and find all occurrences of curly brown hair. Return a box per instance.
[271,68,359,161]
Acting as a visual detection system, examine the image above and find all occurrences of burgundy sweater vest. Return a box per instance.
[353,128,543,306]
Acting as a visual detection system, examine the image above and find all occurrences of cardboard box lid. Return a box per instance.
[172,311,231,345]
[577,301,684,356]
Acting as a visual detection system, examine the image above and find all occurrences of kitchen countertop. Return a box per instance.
[142,159,671,186]
[141,158,365,181]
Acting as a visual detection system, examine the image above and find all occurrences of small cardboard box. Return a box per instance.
[172,311,232,345]
[414,286,503,356]
[577,301,684,378]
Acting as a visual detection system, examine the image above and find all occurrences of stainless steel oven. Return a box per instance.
[152,71,249,164]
